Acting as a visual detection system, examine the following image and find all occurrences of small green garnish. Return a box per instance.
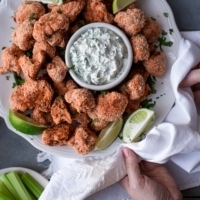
[151,17,156,21]
[70,65,75,69]
[163,12,169,17]
[6,76,10,80]
[92,118,99,123]
[2,46,6,50]
[147,75,157,94]
[25,49,33,58]
[101,91,107,96]
[71,109,78,115]
[12,73,25,88]
[29,13,35,21]
[169,29,174,35]
[57,48,65,61]
[156,35,173,51]
[162,30,168,36]
[140,98,156,109]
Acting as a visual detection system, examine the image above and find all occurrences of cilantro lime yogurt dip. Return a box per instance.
[69,27,128,85]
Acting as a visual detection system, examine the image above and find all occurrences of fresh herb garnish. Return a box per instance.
[25,49,33,58]
[29,13,35,21]
[162,30,168,36]
[163,12,169,17]
[92,118,99,123]
[151,17,156,21]
[140,98,156,109]
[6,76,10,80]
[169,29,174,35]
[101,91,107,96]
[147,75,157,94]
[156,35,173,51]
[2,46,6,50]
[57,49,65,61]
[12,73,25,88]
[71,109,78,115]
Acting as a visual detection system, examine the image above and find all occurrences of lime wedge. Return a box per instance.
[94,117,123,151]
[112,0,136,14]
[9,109,47,135]
[123,108,155,143]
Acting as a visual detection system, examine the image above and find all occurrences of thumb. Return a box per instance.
[122,148,144,188]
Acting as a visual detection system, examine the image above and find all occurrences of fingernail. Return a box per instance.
[123,148,129,157]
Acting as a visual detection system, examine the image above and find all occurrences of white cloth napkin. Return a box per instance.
[38,32,200,200]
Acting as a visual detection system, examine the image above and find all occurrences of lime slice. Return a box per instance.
[123,108,155,143]
[112,0,136,14]
[94,117,123,151]
[9,109,47,135]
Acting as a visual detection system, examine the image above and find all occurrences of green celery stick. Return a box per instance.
[6,171,34,200]
[21,172,44,199]
[0,174,21,200]
[0,180,15,200]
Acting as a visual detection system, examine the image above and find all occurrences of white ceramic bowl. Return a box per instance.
[65,22,133,91]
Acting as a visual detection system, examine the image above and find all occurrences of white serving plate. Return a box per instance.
[0,0,181,158]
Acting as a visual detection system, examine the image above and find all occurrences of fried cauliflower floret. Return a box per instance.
[72,112,91,126]
[142,17,161,43]
[65,88,95,113]
[42,123,73,146]
[83,0,113,23]
[33,12,69,47]
[130,34,149,63]
[47,56,68,83]
[68,125,97,155]
[120,74,146,100]
[143,51,166,77]
[18,52,45,80]
[69,20,85,35]
[33,41,56,59]
[31,108,53,126]
[94,91,128,122]
[14,2,46,24]
[51,0,86,23]
[10,79,54,112]
[0,45,24,75]
[114,8,146,36]
[51,97,72,124]
[11,20,35,51]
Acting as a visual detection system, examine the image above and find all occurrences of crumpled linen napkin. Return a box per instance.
[39,34,200,200]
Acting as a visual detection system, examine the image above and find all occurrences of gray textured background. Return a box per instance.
[1,0,200,197]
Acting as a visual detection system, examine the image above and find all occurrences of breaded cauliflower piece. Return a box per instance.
[33,41,56,59]
[114,8,146,36]
[0,45,24,75]
[14,1,46,24]
[65,88,95,113]
[42,123,73,146]
[33,12,69,47]
[51,97,72,124]
[143,51,166,77]
[11,20,35,51]
[68,125,97,155]
[94,91,128,122]
[51,0,86,23]
[130,34,150,63]
[72,112,91,126]
[10,79,54,112]
[18,51,45,80]
[83,0,114,23]
[87,109,108,131]
[120,73,146,100]
[47,56,68,83]
[31,108,53,126]
[142,17,161,43]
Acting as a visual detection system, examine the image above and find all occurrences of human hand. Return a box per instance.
[180,63,200,102]
[120,148,182,200]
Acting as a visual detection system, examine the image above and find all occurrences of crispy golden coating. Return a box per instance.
[19,52,45,80]
[94,91,128,122]
[10,79,54,112]
[87,109,108,131]
[143,51,166,77]
[33,41,56,59]
[142,17,161,44]
[51,97,72,124]
[130,34,149,63]
[33,12,69,47]
[68,125,97,155]
[42,123,72,146]
[14,2,46,24]
[120,74,145,100]
[47,56,68,83]
[114,8,146,36]
[83,0,114,23]
[31,108,53,126]
[51,0,86,23]
[11,20,35,51]
[65,88,95,113]
[72,112,91,126]
[0,45,24,75]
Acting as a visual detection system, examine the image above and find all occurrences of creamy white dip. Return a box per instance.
[70,27,127,85]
